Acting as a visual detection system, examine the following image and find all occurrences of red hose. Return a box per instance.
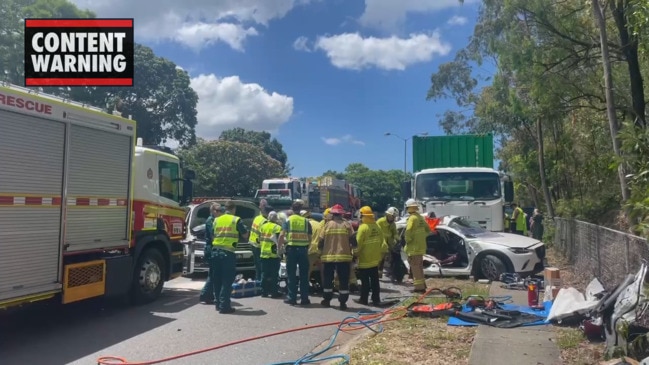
[96,288,437,365]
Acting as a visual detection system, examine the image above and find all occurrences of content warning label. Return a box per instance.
[24,18,134,87]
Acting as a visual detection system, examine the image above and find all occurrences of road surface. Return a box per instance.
[0,275,409,365]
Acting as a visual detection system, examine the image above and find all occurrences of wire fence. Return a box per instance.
[553,217,649,289]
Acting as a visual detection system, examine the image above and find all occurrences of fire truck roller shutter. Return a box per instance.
[65,124,131,252]
[0,109,65,302]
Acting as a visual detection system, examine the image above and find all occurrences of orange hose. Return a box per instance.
[96,288,437,365]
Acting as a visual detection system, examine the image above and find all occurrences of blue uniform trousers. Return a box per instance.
[285,245,310,303]
[209,248,237,311]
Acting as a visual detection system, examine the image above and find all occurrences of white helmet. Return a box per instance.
[405,199,418,208]
[385,207,399,217]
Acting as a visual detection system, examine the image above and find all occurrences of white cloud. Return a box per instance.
[190,74,294,139]
[70,0,314,51]
[321,135,365,146]
[359,0,477,31]
[293,36,312,52]
[310,32,451,71]
[447,15,468,26]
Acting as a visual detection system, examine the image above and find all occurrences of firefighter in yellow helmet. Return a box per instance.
[404,199,430,293]
[353,206,388,306]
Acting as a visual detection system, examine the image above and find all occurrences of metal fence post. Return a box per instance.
[595,225,602,278]
[625,235,630,273]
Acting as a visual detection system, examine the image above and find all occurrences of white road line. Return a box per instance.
[163,297,191,306]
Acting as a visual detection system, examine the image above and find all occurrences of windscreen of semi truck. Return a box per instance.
[415,172,501,201]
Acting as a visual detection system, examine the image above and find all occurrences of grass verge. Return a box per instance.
[345,277,490,365]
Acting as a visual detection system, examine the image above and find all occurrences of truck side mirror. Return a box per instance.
[182,179,194,205]
[504,181,514,203]
[184,169,196,180]
[401,181,412,200]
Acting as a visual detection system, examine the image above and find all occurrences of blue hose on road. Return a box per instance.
[266,309,386,365]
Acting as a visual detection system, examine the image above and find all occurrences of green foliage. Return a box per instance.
[620,123,649,235]
[425,0,649,229]
[321,163,410,211]
[178,139,284,197]
[0,0,198,147]
[219,128,290,175]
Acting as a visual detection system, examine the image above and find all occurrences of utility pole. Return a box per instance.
[384,132,429,176]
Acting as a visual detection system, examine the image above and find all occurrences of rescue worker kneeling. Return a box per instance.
[354,206,388,306]
[259,211,283,298]
[318,204,354,310]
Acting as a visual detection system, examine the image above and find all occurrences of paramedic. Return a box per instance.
[199,203,221,304]
[279,200,313,306]
[259,211,283,298]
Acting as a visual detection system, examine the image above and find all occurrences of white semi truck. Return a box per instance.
[0,82,195,309]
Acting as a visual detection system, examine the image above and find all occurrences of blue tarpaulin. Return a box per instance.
[447,300,553,327]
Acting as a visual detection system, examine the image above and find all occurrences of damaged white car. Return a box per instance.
[396,215,546,281]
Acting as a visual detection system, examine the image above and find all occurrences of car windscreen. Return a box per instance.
[189,201,259,230]
[448,216,489,236]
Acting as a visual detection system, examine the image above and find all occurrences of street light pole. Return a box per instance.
[385,132,429,176]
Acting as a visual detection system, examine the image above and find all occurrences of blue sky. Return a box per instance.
[72,0,483,177]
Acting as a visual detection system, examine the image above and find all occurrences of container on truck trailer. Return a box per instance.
[0,83,195,309]
[401,134,514,232]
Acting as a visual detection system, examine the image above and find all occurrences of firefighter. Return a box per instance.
[279,200,313,305]
[249,202,271,282]
[333,211,359,293]
[354,206,388,306]
[319,204,355,310]
[259,211,283,298]
[211,201,249,314]
[303,210,323,291]
[199,203,222,304]
[377,207,401,282]
[404,198,430,293]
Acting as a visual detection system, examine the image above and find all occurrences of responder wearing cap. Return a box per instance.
[211,201,249,313]
[354,206,388,306]
[258,211,283,298]
[318,204,355,310]
[279,200,313,305]
[249,203,272,282]
[377,207,400,281]
[199,202,223,304]
[404,199,430,293]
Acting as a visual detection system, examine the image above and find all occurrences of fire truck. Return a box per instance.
[0,83,195,309]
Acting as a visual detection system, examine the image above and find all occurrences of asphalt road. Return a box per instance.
[0,275,410,365]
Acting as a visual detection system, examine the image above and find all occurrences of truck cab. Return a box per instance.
[402,167,514,231]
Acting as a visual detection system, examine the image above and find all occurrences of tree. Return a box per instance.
[219,128,290,174]
[178,139,284,197]
[0,0,198,147]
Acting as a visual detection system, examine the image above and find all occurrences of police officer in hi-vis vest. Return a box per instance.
[211,201,248,314]
[279,200,313,306]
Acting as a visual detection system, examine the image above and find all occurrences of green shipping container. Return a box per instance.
[412,134,494,172]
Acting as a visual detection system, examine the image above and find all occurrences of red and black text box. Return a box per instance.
[24,18,134,87]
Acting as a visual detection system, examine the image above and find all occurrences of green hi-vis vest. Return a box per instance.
[212,213,240,251]
[286,215,310,246]
[259,221,282,259]
[249,214,267,247]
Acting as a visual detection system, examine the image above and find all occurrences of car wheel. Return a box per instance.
[131,248,165,305]
[480,254,506,281]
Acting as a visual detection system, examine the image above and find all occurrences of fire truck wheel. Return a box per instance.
[132,248,165,304]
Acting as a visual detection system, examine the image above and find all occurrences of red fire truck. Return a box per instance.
[0,83,195,309]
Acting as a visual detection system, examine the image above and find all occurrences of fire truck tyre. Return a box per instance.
[480,254,506,281]
[132,248,165,304]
